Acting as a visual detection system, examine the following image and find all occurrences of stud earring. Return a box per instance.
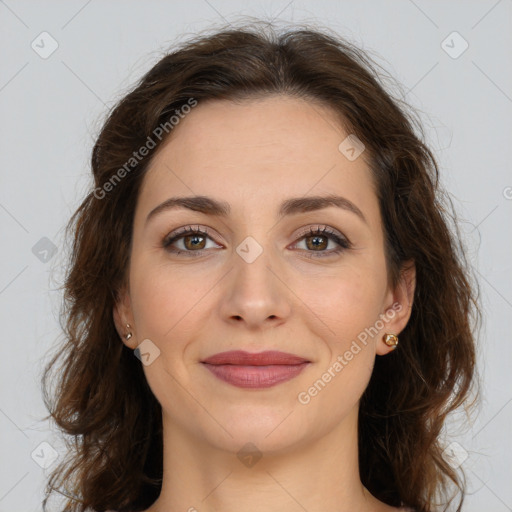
[383,333,398,350]
[124,323,133,340]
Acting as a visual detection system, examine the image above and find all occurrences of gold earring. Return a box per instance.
[383,333,398,350]
[124,323,133,340]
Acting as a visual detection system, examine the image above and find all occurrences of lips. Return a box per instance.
[202,350,309,366]
[201,350,310,389]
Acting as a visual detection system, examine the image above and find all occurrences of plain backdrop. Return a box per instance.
[0,1,511,510]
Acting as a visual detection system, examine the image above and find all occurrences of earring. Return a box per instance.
[124,323,133,340]
[383,333,398,350]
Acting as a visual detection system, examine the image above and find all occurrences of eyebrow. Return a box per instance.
[145,194,367,225]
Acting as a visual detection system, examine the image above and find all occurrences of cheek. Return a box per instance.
[296,273,382,416]
[300,264,387,349]
[128,256,197,343]
[128,255,223,373]
[128,261,203,399]
[336,282,381,339]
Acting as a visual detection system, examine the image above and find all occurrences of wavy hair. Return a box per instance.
[42,20,480,512]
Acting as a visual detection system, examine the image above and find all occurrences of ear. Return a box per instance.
[113,286,137,350]
[376,259,416,356]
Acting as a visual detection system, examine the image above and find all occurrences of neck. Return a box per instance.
[148,404,386,512]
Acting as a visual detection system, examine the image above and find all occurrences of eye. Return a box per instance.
[162,225,351,258]
[162,225,221,256]
[291,226,351,258]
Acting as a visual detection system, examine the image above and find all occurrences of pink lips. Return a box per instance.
[201,350,310,389]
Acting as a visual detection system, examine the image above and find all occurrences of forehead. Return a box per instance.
[137,95,379,227]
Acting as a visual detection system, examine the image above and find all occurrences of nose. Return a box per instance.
[219,243,292,330]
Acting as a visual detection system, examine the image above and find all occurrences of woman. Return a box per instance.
[42,20,480,512]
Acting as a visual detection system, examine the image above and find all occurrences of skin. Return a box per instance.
[114,95,416,512]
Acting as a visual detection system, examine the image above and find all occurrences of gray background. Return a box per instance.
[0,1,511,510]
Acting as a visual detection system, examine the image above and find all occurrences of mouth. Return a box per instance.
[201,350,311,389]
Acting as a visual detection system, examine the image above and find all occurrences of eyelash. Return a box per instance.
[162,225,352,259]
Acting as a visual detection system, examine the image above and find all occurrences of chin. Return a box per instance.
[197,402,318,457]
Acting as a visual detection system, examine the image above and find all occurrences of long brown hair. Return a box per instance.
[41,20,480,512]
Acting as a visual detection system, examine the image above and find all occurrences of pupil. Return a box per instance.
[187,235,204,249]
[309,235,326,250]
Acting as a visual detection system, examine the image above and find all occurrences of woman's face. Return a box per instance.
[115,95,414,453]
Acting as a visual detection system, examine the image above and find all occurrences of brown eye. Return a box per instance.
[163,226,220,256]
[182,233,207,250]
[305,234,328,251]
[293,227,351,258]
